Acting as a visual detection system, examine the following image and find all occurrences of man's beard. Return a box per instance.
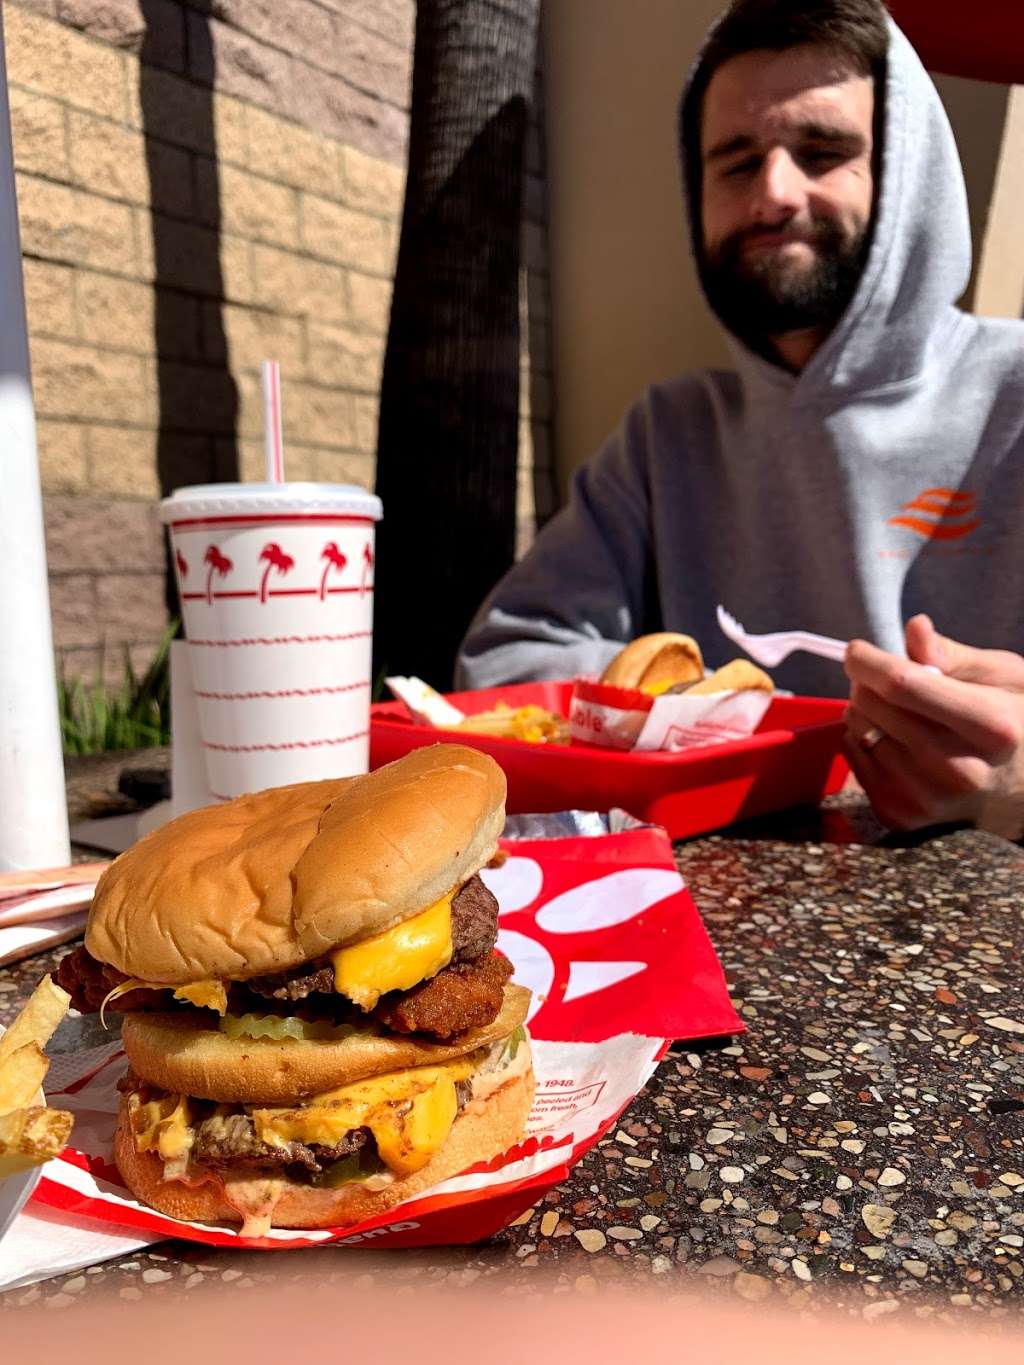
[702,218,869,353]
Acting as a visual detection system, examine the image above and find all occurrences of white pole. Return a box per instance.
[0,4,71,871]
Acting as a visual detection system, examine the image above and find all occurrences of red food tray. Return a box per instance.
[370,681,850,839]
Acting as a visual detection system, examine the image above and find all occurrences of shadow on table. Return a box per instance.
[690,796,974,850]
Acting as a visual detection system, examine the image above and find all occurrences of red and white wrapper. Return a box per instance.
[569,678,773,752]
[5,815,741,1279]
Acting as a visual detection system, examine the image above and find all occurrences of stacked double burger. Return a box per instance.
[58,745,534,1236]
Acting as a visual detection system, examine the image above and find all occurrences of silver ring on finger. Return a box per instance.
[859,724,887,754]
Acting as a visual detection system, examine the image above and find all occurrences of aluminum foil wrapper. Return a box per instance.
[502,809,650,840]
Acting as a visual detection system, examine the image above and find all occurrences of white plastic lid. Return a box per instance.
[159,482,382,523]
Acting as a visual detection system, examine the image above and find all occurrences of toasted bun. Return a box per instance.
[686,659,774,696]
[121,984,531,1103]
[86,745,506,985]
[113,1065,535,1231]
[600,633,704,691]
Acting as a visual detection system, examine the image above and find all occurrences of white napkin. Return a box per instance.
[0,1205,159,1293]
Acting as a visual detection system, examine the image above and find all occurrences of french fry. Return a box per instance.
[0,974,76,1182]
[0,974,71,1068]
[0,1043,49,1117]
[0,1105,74,1178]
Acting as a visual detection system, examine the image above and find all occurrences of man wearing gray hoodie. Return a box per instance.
[457,0,1024,836]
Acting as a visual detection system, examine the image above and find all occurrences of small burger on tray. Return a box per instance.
[57,745,533,1236]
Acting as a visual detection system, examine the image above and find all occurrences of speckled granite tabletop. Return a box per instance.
[2,757,1023,1321]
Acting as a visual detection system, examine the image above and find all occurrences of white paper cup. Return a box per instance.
[159,483,383,800]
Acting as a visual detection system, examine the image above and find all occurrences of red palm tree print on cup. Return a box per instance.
[258,542,295,603]
[175,549,189,579]
[361,542,374,597]
[319,542,348,600]
[203,546,233,604]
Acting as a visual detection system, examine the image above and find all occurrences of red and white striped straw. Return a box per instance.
[261,359,285,483]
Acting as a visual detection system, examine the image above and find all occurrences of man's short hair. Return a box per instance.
[682,0,890,253]
[699,0,890,92]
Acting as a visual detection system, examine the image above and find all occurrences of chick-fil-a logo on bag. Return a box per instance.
[484,826,742,1044]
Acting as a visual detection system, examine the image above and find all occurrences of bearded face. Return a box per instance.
[702,214,870,341]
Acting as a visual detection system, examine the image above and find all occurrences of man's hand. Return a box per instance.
[843,614,1024,838]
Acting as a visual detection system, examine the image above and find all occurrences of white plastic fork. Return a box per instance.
[716,604,848,667]
[716,605,944,676]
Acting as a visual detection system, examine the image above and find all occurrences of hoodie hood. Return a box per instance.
[678,16,972,402]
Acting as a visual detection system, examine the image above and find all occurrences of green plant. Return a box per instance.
[58,623,176,755]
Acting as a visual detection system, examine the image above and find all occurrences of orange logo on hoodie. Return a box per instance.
[888,488,981,541]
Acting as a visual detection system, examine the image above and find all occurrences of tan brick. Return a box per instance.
[325,12,411,109]
[135,210,245,299]
[341,145,405,219]
[68,110,148,204]
[95,572,168,638]
[236,368,263,439]
[17,174,136,273]
[35,419,88,492]
[306,320,382,390]
[8,87,67,178]
[78,273,145,352]
[221,234,254,305]
[49,575,101,648]
[204,0,336,66]
[86,425,160,498]
[206,302,305,372]
[43,494,164,573]
[288,57,408,167]
[347,271,392,333]
[286,381,354,448]
[218,164,299,248]
[158,360,240,435]
[301,193,395,272]
[246,104,343,200]
[250,243,347,323]
[30,338,151,424]
[126,66,217,154]
[148,140,194,220]
[315,448,375,490]
[188,13,296,116]
[352,393,378,453]
[5,6,128,121]
[213,92,249,167]
[235,438,317,484]
[23,258,76,338]
[56,0,184,71]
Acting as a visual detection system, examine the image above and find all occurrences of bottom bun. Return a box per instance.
[113,1066,535,1232]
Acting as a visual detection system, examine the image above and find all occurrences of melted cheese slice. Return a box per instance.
[130,1092,194,1165]
[330,894,454,1010]
[101,977,228,1020]
[252,1057,477,1176]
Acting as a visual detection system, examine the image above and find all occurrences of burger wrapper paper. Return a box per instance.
[2,815,741,1282]
[569,677,773,752]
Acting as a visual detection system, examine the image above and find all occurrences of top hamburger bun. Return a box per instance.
[599,632,704,693]
[86,745,506,986]
[686,659,774,695]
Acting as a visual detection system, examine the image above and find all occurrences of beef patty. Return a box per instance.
[244,873,499,1002]
[123,1077,474,1179]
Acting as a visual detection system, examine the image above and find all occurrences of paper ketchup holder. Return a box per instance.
[569,677,773,753]
[24,814,741,1257]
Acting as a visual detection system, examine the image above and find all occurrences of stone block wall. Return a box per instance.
[3,0,553,681]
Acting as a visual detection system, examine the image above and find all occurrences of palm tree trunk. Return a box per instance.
[373,0,542,690]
